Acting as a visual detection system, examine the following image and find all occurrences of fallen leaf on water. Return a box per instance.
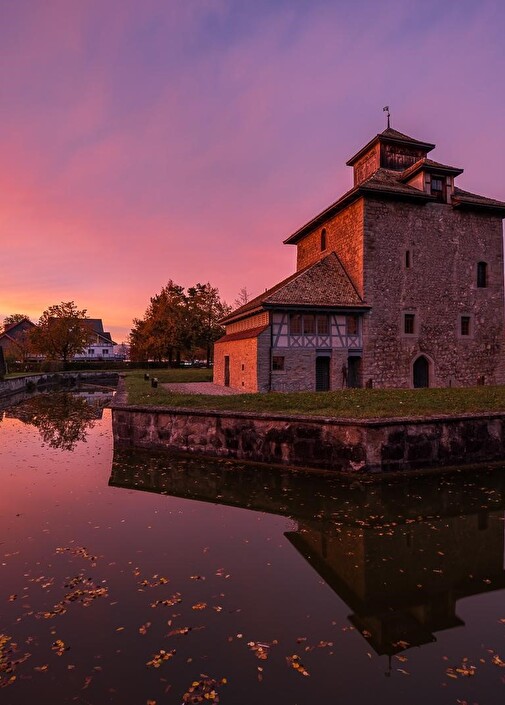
[181,674,227,703]
[286,654,310,677]
[146,649,176,668]
[51,639,68,656]
[168,627,191,637]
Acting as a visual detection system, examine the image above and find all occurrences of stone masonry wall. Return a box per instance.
[361,199,505,387]
[268,348,349,392]
[112,402,505,474]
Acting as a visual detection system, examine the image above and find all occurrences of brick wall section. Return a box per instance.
[361,199,505,387]
[296,199,365,295]
[214,329,271,392]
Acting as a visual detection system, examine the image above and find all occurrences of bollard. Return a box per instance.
[151,377,158,388]
[144,373,149,380]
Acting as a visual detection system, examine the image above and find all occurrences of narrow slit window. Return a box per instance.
[320,228,327,251]
[405,250,411,268]
[477,261,488,288]
[404,313,415,335]
[460,316,471,336]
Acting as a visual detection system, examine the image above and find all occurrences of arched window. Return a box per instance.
[477,261,488,288]
[320,228,327,252]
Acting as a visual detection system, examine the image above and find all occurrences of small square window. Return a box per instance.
[272,356,285,371]
[404,313,415,335]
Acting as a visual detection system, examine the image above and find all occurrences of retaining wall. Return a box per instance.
[111,400,505,474]
[0,372,119,400]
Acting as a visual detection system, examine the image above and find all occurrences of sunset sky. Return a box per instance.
[1,0,504,342]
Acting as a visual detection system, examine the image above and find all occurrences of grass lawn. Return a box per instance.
[124,371,505,419]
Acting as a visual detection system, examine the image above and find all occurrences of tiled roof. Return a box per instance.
[86,319,105,334]
[360,168,434,198]
[452,187,505,212]
[379,127,435,148]
[401,158,464,181]
[222,253,366,324]
[346,127,435,166]
[215,324,269,343]
[84,319,117,345]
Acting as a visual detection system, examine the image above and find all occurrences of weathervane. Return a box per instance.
[383,105,391,129]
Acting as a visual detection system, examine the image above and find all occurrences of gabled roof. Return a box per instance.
[222,253,367,325]
[86,319,104,334]
[346,127,435,166]
[400,158,464,181]
[0,318,35,342]
[83,318,117,345]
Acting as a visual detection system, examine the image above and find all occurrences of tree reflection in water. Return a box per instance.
[7,391,113,450]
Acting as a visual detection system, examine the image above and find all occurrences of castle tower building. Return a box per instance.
[214,127,505,391]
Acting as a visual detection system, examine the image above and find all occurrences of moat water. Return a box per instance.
[1,391,505,704]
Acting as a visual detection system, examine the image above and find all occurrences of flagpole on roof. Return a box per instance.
[383,105,390,129]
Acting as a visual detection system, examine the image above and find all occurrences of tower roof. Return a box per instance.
[346,127,435,166]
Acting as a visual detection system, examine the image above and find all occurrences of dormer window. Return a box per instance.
[430,175,446,202]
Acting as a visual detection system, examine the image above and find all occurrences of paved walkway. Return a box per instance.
[161,382,242,395]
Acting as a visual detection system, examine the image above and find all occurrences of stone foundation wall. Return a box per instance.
[112,401,505,474]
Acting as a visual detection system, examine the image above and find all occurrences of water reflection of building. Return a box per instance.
[110,450,505,658]
[286,509,505,658]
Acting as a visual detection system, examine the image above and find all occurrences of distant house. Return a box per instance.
[0,318,36,361]
[73,319,117,360]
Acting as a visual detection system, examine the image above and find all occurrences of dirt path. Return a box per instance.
[161,382,242,396]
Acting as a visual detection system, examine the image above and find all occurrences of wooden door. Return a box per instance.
[315,356,330,391]
[224,356,230,387]
[413,356,429,388]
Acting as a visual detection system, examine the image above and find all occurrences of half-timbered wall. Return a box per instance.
[271,312,362,350]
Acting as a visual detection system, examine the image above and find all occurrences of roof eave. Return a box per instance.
[346,134,436,167]
[262,302,370,311]
[452,200,505,217]
[401,164,464,181]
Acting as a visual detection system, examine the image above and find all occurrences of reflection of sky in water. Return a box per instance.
[1,400,505,704]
